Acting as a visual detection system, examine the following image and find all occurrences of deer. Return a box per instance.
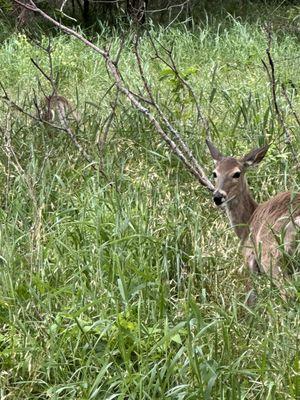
[206,140,300,303]
[15,0,300,306]
[38,94,79,124]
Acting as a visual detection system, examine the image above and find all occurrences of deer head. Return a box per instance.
[206,140,269,207]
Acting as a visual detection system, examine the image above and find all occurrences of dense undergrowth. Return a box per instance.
[0,9,299,400]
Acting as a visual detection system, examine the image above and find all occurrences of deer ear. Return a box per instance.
[206,140,223,162]
[242,145,269,167]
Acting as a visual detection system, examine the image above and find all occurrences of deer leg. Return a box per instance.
[284,216,300,255]
[245,252,260,306]
[271,274,289,302]
[262,254,289,302]
[262,217,300,301]
[247,253,260,273]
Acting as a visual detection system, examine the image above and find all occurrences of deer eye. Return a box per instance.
[212,171,217,179]
[232,171,241,179]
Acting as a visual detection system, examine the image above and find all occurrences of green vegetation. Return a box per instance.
[0,13,299,400]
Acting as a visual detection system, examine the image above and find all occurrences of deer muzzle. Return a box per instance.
[213,190,227,206]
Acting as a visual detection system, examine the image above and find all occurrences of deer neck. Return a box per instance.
[224,183,257,242]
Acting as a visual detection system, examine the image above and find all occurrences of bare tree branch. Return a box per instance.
[0,83,102,174]
[133,33,212,187]
[262,47,292,145]
[12,0,214,192]
[147,33,211,137]
[261,31,298,161]
[3,32,106,175]
[97,88,120,171]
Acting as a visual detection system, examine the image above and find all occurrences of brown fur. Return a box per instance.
[244,192,300,275]
[207,140,299,301]
[39,95,79,123]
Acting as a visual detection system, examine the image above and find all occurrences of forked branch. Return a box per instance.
[133,33,212,188]
[1,32,101,172]
[147,33,211,136]
[262,46,292,145]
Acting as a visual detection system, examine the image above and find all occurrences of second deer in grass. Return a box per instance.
[206,140,300,301]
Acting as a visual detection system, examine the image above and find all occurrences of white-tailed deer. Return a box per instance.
[39,95,79,124]
[206,140,300,302]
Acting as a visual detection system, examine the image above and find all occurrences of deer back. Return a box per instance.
[245,191,300,271]
[250,192,300,241]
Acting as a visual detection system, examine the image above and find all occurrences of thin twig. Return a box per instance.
[97,88,120,171]
[262,47,292,145]
[55,99,96,167]
[31,58,53,85]
[148,33,211,137]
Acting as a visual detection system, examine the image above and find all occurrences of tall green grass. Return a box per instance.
[0,16,299,400]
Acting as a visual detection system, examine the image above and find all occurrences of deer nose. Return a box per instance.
[213,192,226,206]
